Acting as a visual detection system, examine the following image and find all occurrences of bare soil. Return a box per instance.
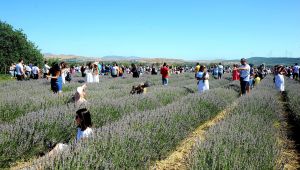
[278,92,300,169]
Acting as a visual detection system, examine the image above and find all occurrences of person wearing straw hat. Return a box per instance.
[74,84,87,104]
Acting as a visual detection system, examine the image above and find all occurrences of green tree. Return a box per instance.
[0,20,43,74]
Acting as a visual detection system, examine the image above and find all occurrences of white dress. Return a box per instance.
[93,74,99,83]
[197,71,209,93]
[275,74,284,92]
[85,68,93,83]
[93,69,99,83]
[61,70,67,84]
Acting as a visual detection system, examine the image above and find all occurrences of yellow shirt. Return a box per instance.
[254,77,261,85]
[195,65,200,73]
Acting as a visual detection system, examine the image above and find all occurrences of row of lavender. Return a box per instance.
[0,73,194,123]
[0,73,232,168]
[285,78,300,119]
[0,73,231,123]
[33,88,238,169]
[187,76,292,169]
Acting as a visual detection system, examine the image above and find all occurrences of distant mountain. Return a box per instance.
[248,57,300,66]
[227,57,300,66]
[101,55,142,61]
[43,53,299,66]
[43,53,82,59]
[43,53,185,63]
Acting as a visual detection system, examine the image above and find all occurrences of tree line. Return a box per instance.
[0,20,43,74]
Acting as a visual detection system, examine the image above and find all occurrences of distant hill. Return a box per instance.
[248,57,300,66]
[43,54,299,66]
[44,53,82,60]
[101,55,142,61]
[227,57,300,66]
[43,53,185,63]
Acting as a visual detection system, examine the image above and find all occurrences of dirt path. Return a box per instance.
[277,92,300,169]
[151,101,238,170]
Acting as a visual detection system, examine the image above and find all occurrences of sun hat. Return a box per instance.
[77,87,84,95]
[77,84,87,95]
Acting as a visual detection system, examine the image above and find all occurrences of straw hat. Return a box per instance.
[77,84,87,95]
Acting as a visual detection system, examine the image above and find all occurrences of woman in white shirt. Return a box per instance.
[196,65,209,93]
[42,108,93,158]
[92,63,99,83]
[60,62,68,84]
[75,108,93,141]
[18,108,93,170]
[275,66,286,93]
[85,62,94,83]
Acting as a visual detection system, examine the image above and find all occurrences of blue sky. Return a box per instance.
[1,0,300,60]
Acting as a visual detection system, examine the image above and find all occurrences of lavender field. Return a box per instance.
[0,73,298,169]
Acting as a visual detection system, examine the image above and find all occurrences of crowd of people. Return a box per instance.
[9,58,300,96]
[195,60,300,97]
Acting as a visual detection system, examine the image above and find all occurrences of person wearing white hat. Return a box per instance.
[74,84,87,104]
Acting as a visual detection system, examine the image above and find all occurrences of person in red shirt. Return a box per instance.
[232,64,240,81]
[160,62,169,85]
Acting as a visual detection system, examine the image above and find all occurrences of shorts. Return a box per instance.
[16,75,24,81]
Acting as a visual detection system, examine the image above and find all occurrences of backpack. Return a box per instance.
[65,72,72,82]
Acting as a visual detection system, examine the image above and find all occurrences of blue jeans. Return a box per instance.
[240,80,249,95]
[162,78,168,85]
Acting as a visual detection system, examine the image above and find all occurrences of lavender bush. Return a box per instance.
[187,76,286,169]
[34,88,238,169]
[0,72,234,168]
[285,78,300,118]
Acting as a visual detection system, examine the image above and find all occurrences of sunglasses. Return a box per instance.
[75,115,80,119]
